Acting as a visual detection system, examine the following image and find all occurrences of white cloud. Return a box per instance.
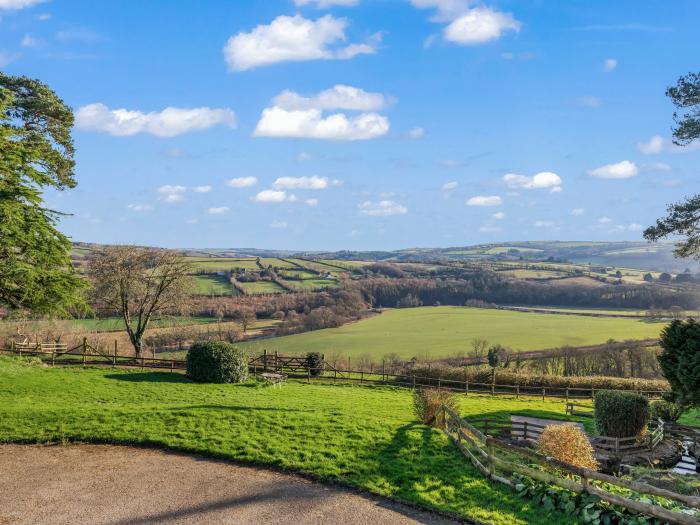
[270,220,289,229]
[358,200,408,216]
[408,127,425,139]
[503,171,562,192]
[295,0,359,6]
[628,223,644,232]
[297,152,312,162]
[208,206,230,215]
[637,135,664,155]
[576,95,601,108]
[255,86,390,141]
[305,198,319,206]
[597,216,612,224]
[273,176,330,190]
[272,84,387,111]
[254,105,388,141]
[194,185,212,193]
[0,0,45,10]
[571,208,585,216]
[441,181,458,191]
[492,211,505,220]
[588,160,638,179]
[534,220,555,228]
[603,58,617,72]
[157,185,187,203]
[223,15,377,72]
[226,176,257,188]
[466,195,502,207]
[127,203,153,212]
[75,103,236,137]
[412,1,520,45]
[254,190,289,203]
[21,34,41,47]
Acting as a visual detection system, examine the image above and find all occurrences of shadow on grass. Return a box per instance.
[465,408,596,434]
[104,372,192,383]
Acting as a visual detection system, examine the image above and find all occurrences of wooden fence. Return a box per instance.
[440,405,700,525]
[2,345,666,402]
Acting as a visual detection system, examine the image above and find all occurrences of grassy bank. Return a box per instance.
[0,357,587,525]
[242,306,664,359]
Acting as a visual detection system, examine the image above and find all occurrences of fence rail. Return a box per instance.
[440,405,700,525]
[2,345,667,401]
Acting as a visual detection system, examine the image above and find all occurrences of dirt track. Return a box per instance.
[0,444,460,525]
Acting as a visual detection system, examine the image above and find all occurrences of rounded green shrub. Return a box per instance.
[186,341,248,383]
[594,390,650,438]
[304,352,324,376]
[650,399,683,422]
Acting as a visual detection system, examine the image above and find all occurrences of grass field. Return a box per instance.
[0,357,588,525]
[192,274,237,295]
[236,280,286,294]
[242,306,665,359]
[281,278,337,290]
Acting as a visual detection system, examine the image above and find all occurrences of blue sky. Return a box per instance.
[1,0,699,251]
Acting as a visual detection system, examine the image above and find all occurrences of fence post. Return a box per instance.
[465,379,469,396]
[171,360,174,373]
[487,441,496,480]
[52,349,55,367]
[542,387,545,402]
[307,367,311,384]
[413,374,416,389]
[360,370,364,384]
[565,388,569,404]
[113,340,117,368]
[591,388,595,400]
[523,420,528,440]
[516,385,520,399]
[82,337,87,367]
[382,360,385,382]
[438,376,441,389]
[263,349,267,372]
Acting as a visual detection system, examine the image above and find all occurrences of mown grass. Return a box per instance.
[192,274,237,295]
[0,357,583,525]
[236,280,286,294]
[242,306,665,359]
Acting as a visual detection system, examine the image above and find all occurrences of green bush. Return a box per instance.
[186,341,248,383]
[650,399,683,423]
[594,390,650,438]
[413,388,457,427]
[659,319,700,409]
[304,352,324,376]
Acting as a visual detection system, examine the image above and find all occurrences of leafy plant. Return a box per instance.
[304,351,324,376]
[650,399,684,423]
[537,424,598,470]
[413,388,457,427]
[594,390,650,438]
[186,341,248,383]
[658,319,700,410]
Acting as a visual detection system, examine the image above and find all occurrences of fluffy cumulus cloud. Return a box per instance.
[254,189,290,203]
[254,85,390,141]
[466,195,502,207]
[157,184,186,203]
[295,0,359,6]
[223,15,377,72]
[194,185,212,193]
[411,1,521,45]
[226,176,257,188]
[208,206,230,215]
[503,171,562,192]
[597,216,612,224]
[358,200,407,216]
[272,176,331,190]
[603,58,617,72]
[305,198,319,206]
[588,160,638,179]
[0,0,44,10]
[441,181,458,191]
[637,135,665,155]
[75,104,236,137]
[272,85,387,111]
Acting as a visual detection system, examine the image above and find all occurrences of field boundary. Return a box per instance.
[2,344,665,401]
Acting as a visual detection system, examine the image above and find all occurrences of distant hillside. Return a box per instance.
[72,241,697,273]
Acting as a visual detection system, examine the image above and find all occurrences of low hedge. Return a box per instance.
[402,364,668,394]
[186,341,248,383]
[594,390,650,438]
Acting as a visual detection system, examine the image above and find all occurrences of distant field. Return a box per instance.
[241,306,665,359]
[0,316,218,333]
[192,274,237,295]
[236,280,286,294]
[281,278,337,290]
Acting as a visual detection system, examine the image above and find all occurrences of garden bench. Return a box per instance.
[258,372,287,387]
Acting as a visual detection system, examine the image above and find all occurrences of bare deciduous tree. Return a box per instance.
[86,246,194,357]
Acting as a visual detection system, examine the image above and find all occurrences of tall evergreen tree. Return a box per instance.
[0,73,85,315]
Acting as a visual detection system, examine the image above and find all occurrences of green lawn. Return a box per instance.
[236,280,286,294]
[0,357,582,525]
[241,306,664,359]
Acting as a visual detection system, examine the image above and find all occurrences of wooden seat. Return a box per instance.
[257,372,287,387]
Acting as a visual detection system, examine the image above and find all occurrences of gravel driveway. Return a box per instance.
[0,444,460,525]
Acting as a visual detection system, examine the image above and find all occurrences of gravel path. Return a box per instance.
[0,444,460,525]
